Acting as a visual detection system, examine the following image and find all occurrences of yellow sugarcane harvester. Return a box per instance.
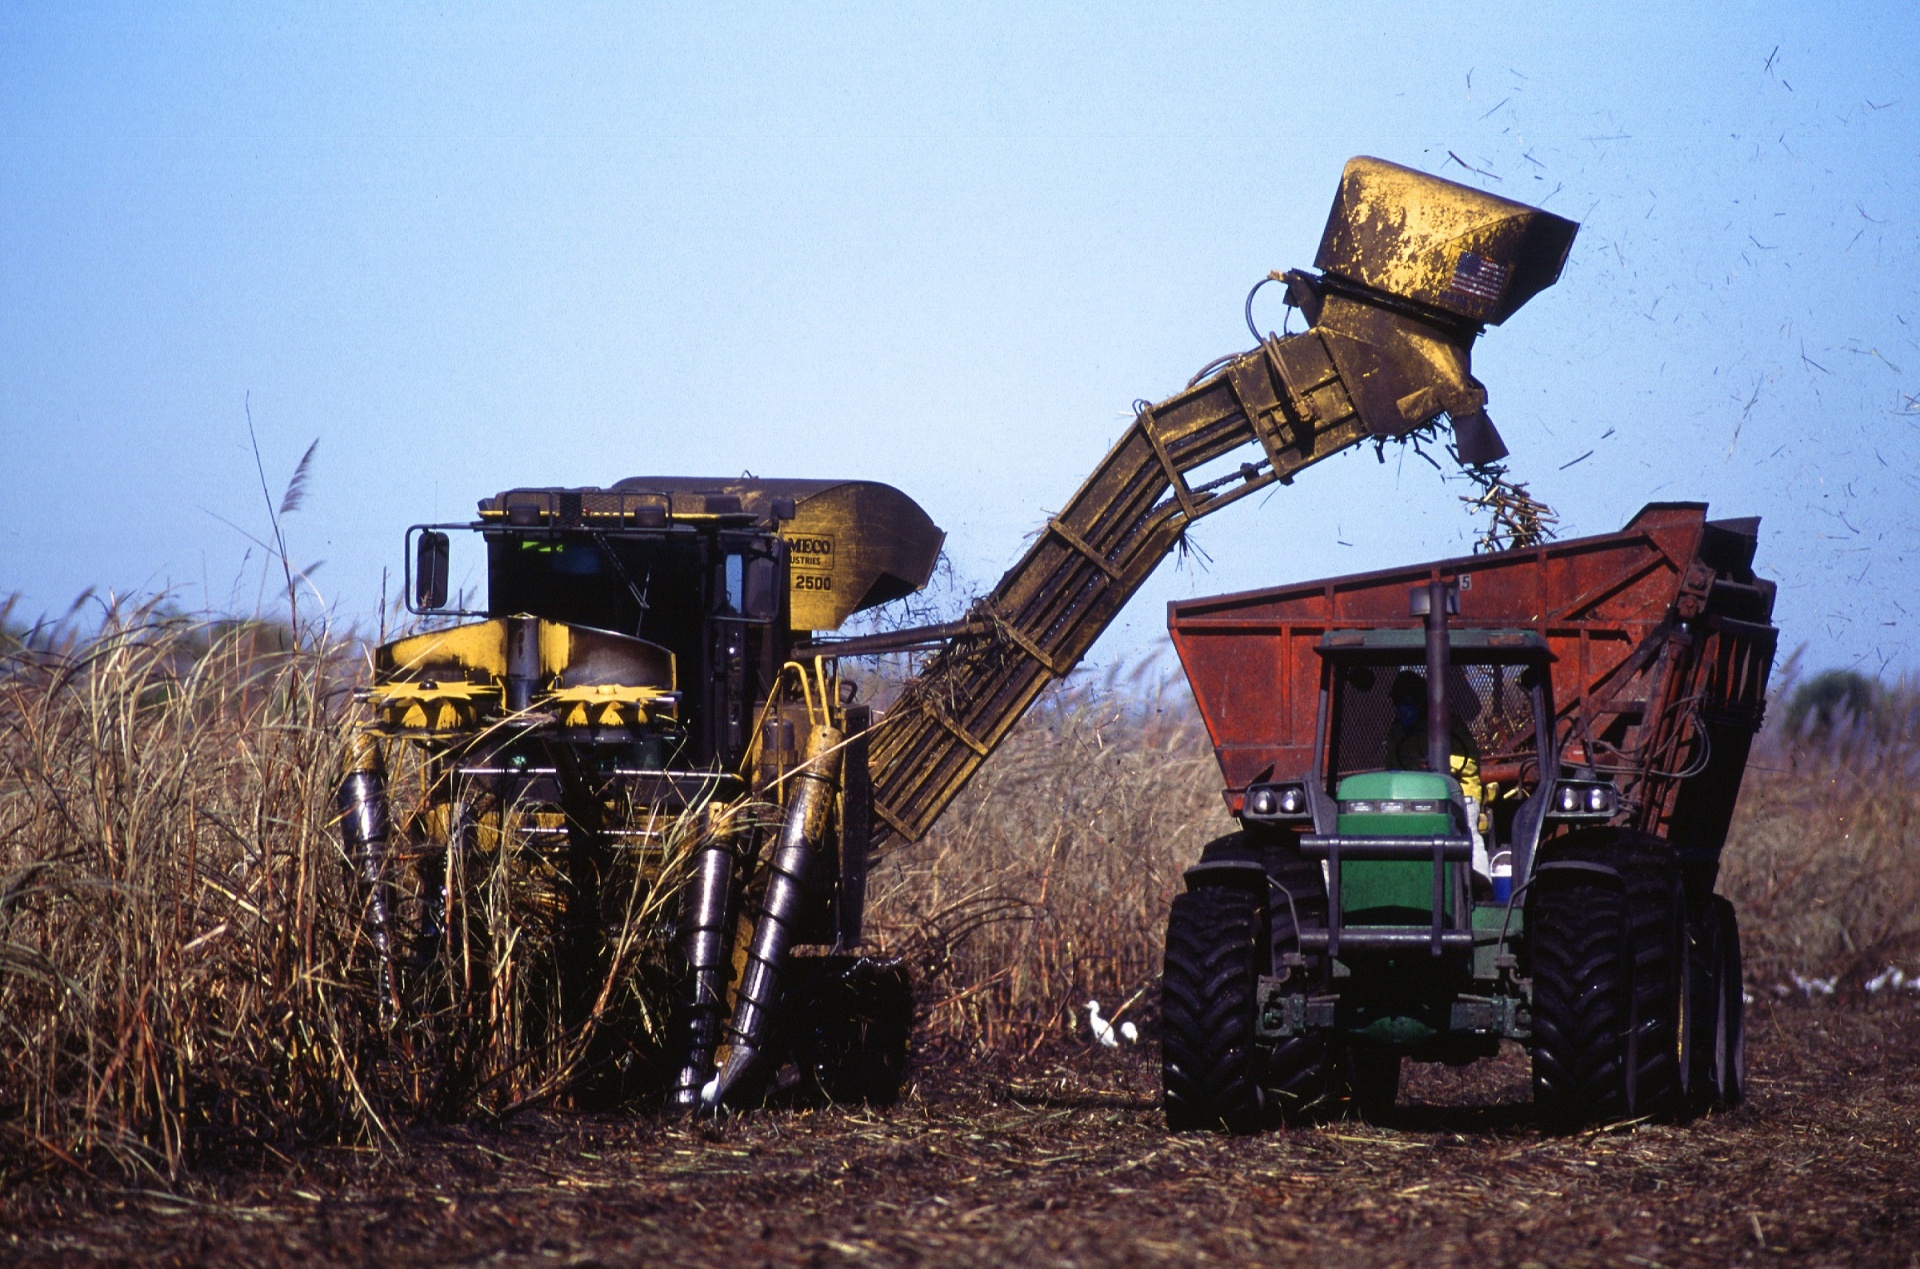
[337,157,1578,1110]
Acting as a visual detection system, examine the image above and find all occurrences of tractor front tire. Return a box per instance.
[1163,885,1267,1133]
[1530,830,1686,1132]
[1193,831,1336,1124]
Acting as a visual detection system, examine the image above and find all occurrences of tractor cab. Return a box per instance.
[1309,625,1558,907]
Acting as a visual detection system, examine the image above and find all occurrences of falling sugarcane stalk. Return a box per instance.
[1460,464,1560,553]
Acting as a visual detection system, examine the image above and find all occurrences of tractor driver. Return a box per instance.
[1386,670,1490,881]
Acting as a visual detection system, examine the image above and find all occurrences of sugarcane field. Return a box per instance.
[4,9,1919,1268]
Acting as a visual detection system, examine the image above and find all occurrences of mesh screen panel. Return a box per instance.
[1329,666,1399,779]
[1326,659,1538,783]
[1457,662,1536,763]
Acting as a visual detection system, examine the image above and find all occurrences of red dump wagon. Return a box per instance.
[1158,504,1777,1134]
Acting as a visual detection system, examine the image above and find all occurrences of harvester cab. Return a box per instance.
[1165,505,1777,1133]
[391,478,941,773]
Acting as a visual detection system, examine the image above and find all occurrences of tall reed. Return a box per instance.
[0,603,367,1175]
[1717,677,1920,988]
[864,667,1234,1052]
[0,601,703,1179]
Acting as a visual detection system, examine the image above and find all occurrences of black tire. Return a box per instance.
[1259,837,1336,1121]
[1345,1046,1401,1123]
[1685,898,1719,1114]
[1192,831,1327,960]
[1530,830,1686,1132]
[1163,885,1267,1133]
[1687,895,1745,1112]
[782,956,915,1106]
[1194,831,1337,1123]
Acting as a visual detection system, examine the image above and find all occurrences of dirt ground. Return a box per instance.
[4,998,1916,1268]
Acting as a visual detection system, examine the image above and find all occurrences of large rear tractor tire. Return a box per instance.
[1530,830,1686,1132]
[1687,895,1745,1113]
[1162,885,1267,1133]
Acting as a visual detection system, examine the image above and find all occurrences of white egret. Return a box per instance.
[1087,1001,1138,1047]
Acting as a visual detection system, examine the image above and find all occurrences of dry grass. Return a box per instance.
[0,602,702,1180]
[1717,678,1920,992]
[0,604,372,1177]
[864,666,1233,1053]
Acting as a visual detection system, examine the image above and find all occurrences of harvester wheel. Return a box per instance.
[782,955,915,1107]
[1163,885,1267,1133]
[1530,830,1685,1132]
[1687,895,1745,1112]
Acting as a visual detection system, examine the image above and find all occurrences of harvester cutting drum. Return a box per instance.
[335,156,1580,1114]
[1164,506,1776,1131]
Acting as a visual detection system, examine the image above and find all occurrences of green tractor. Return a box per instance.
[1163,505,1775,1130]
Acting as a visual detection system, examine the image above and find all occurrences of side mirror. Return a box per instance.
[742,555,779,621]
[415,531,450,610]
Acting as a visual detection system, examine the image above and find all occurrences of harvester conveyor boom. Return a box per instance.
[864,157,1578,850]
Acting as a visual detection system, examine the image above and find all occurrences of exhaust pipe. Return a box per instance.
[1422,579,1453,779]
[1417,578,1460,958]
[705,723,844,1108]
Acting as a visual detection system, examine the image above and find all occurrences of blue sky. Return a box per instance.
[3,4,1916,676]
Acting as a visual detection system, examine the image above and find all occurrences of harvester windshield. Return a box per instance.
[486,529,774,653]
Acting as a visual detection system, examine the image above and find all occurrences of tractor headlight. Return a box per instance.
[1243,781,1311,823]
[1336,799,1442,815]
[1547,779,1618,820]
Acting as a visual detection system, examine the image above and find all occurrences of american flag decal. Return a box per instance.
[1448,251,1509,303]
